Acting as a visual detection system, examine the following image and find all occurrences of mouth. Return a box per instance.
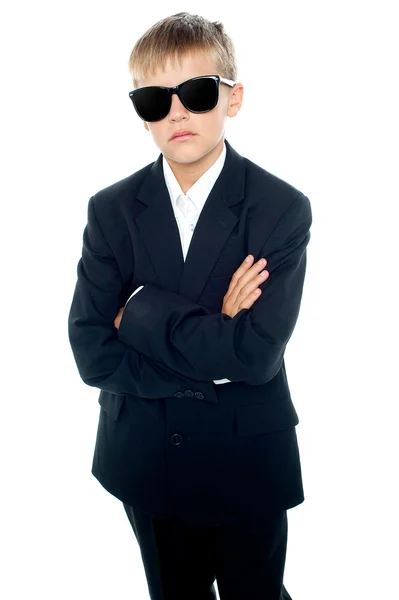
[170,133,196,142]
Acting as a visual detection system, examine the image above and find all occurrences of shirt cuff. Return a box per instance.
[126,285,144,306]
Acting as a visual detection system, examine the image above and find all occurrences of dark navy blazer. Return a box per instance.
[68,138,312,530]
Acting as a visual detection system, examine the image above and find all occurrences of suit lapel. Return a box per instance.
[134,139,246,304]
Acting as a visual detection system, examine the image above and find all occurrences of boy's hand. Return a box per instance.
[114,307,124,329]
[222,255,269,318]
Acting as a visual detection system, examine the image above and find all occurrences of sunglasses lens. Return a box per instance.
[131,77,219,122]
[180,77,218,112]
[132,87,170,122]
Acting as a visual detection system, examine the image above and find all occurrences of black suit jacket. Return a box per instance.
[68,139,312,529]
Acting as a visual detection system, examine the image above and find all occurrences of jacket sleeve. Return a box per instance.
[117,193,312,386]
[68,195,203,397]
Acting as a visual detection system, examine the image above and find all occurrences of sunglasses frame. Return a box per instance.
[128,74,237,122]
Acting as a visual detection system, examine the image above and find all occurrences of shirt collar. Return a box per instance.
[162,140,227,214]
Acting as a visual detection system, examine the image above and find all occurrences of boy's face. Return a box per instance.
[138,51,243,169]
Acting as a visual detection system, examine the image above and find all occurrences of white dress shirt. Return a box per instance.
[126,141,231,385]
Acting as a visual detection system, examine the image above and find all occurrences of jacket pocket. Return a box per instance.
[236,398,299,436]
[98,390,125,422]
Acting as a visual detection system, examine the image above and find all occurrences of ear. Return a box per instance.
[227,83,244,118]
[144,122,150,132]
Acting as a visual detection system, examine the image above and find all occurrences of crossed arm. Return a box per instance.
[116,193,312,385]
[68,193,311,396]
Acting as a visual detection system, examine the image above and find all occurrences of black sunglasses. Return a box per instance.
[128,74,236,122]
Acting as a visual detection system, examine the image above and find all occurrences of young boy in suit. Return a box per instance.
[68,11,312,600]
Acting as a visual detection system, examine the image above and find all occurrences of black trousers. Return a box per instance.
[123,502,293,600]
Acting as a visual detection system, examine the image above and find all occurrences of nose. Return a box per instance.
[168,92,189,120]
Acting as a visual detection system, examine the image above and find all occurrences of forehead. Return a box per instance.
[138,51,219,88]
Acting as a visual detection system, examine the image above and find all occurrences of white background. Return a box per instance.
[1,1,398,599]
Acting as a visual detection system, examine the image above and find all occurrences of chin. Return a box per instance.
[164,141,204,157]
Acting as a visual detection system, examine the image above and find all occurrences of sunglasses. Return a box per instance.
[128,74,236,122]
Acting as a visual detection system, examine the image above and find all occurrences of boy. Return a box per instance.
[68,11,312,600]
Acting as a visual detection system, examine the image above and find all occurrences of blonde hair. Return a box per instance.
[128,12,237,89]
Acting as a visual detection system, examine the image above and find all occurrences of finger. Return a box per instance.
[232,255,254,281]
[237,273,268,311]
[234,260,268,298]
[239,288,263,311]
[227,256,254,296]
[240,257,268,282]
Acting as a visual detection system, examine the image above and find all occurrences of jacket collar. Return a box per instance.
[162,140,227,216]
[135,138,246,304]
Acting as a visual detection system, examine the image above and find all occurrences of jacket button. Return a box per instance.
[174,391,185,398]
[170,434,183,445]
[184,390,194,397]
[194,392,204,399]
